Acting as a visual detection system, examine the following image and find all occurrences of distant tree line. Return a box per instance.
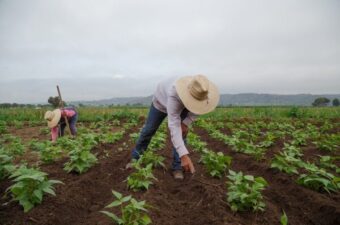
[312,97,339,107]
[0,103,50,108]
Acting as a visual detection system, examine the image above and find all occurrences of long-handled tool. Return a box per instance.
[57,85,72,136]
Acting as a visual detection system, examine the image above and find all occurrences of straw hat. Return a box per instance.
[44,109,61,128]
[175,75,220,115]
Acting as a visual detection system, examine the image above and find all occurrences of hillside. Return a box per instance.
[71,93,340,106]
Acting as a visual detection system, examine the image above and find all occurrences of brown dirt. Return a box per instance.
[1,121,340,225]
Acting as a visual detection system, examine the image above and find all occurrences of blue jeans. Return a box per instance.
[131,104,188,171]
[60,112,78,136]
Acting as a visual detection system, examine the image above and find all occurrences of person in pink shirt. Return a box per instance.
[44,107,78,142]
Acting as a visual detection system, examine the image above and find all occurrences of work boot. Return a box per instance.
[173,170,184,180]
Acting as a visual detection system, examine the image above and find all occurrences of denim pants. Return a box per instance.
[131,103,188,171]
[59,112,78,136]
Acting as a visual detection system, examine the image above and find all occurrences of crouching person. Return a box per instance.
[44,107,78,142]
[128,75,219,180]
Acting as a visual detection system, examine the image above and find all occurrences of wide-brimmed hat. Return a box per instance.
[44,109,61,128]
[175,75,220,115]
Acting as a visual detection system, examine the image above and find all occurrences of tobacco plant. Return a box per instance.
[101,190,151,225]
[6,165,63,212]
[270,152,300,175]
[0,148,16,180]
[127,163,157,191]
[200,150,232,178]
[297,162,340,193]
[318,156,340,174]
[138,150,165,169]
[64,147,97,174]
[226,170,268,212]
[40,145,63,163]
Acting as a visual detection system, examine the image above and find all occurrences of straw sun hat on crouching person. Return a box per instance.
[175,74,220,115]
[44,109,61,128]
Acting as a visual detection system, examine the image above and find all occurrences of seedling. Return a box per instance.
[101,190,151,225]
[280,210,288,225]
[127,163,157,191]
[138,150,165,169]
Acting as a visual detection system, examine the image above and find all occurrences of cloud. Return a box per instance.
[0,0,340,103]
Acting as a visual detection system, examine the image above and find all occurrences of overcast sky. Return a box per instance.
[0,0,339,103]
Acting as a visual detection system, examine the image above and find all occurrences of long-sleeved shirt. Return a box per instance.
[152,77,197,157]
[51,109,76,142]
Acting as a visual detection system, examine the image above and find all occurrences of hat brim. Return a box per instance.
[175,76,220,115]
[47,109,61,128]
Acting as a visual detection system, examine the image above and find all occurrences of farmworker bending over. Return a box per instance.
[44,107,78,142]
[128,75,220,180]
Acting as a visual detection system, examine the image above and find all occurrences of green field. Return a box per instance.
[0,106,339,225]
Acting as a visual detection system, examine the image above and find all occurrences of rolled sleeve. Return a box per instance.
[167,93,189,158]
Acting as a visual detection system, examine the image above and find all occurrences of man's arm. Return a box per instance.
[167,93,195,173]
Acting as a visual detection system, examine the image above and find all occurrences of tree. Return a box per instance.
[312,97,330,107]
[48,96,66,108]
[332,98,340,107]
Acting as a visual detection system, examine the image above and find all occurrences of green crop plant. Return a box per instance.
[129,133,139,143]
[28,120,43,127]
[39,127,50,135]
[6,165,63,212]
[111,109,139,122]
[297,162,340,193]
[297,170,339,193]
[138,151,165,169]
[56,137,79,152]
[40,145,63,163]
[101,190,151,225]
[127,163,157,191]
[282,144,303,158]
[320,121,333,134]
[103,131,125,144]
[280,210,288,225]
[289,130,309,146]
[148,131,166,151]
[319,156,340,174]
[226,170,268,212]
[0,121,8,134]
[79,133,98,150]
[259,131,276,148]
[187,133,207,153]
[270,152,301,175]
[64,147,97,174]
[313,134,339,152]
[29,140,50,152]
[13,120,24,129]
[270,143,303,174]
[2,136,25,156]
[200,150,232,178]
[0,148,16,180]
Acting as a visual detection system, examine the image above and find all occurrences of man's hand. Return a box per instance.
[181,122,189,138]
[181,154,195,173]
